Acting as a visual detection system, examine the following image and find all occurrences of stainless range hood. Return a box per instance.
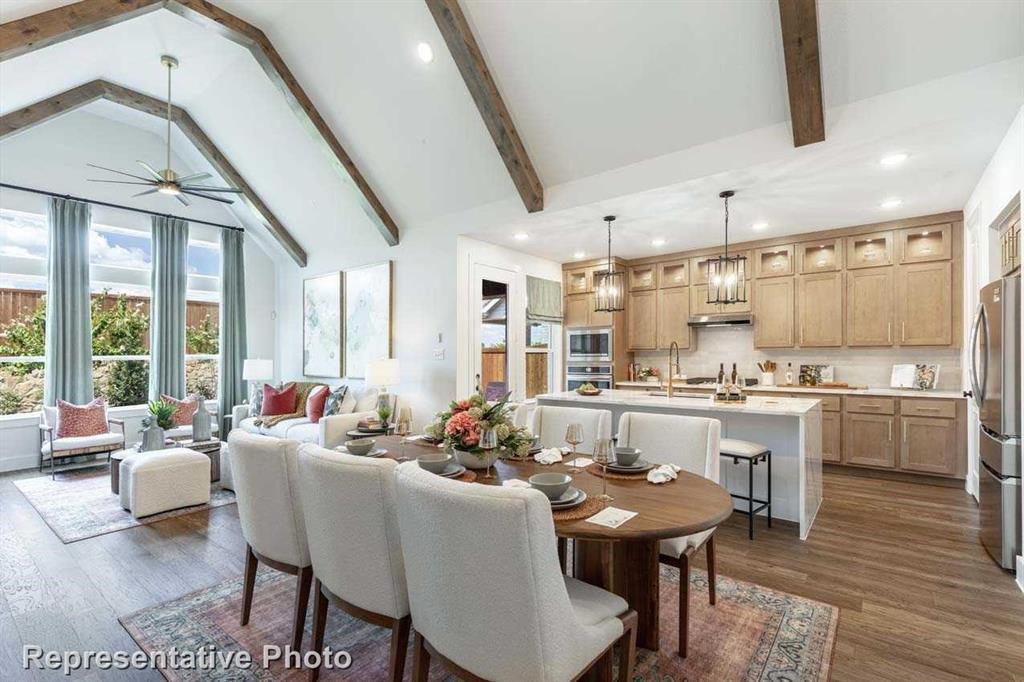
[687,313,753,328]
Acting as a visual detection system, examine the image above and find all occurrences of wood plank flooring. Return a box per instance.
[1,467,1021,681]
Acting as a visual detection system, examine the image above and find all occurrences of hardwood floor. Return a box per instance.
[1,467,1021,681]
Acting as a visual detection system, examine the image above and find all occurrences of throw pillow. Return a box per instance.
[306,385,330,423]
[56,398,108,438]
[161,394,198,426]
[262,383,297,416]
[249,384,264,417]
[322,385,349,417]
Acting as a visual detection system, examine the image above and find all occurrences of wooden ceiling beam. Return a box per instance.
[0,79,309,266]
[777,0,825,147]
[0,0,400,247]
[425,0,543,213]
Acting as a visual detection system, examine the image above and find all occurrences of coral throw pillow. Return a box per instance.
[262,383,297,416]
[161,394,198,426]
[56,398,108,438]
[306,385,330,423]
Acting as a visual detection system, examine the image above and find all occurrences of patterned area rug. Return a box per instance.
[121,564,838,681]
[13,466,236,543]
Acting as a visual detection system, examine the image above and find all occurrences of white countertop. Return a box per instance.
[614,381,964,400]
[537,390,821,416]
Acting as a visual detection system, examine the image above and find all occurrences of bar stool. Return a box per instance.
[720,438,771,540]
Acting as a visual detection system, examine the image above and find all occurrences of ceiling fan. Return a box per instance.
[87,55,243,206]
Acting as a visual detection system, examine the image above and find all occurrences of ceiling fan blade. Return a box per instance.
[180,185,244,193]
[181,189,234,205]
[175,193,191,207]
[136,161,165,181]
[88,179,157,186]
[86,163,153,182]
[132,188,160,197]
[174,172,212,184]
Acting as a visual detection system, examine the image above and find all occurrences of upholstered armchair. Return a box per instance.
[38,406,125,479]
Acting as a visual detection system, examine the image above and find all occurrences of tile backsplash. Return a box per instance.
[633,326,963,390]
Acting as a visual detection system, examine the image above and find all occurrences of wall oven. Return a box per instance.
[566,364,613,391]
[567,328,612,362]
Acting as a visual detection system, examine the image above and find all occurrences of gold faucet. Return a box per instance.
[667,341,680,398]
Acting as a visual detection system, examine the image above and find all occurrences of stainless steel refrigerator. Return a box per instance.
[970,275,1021,570]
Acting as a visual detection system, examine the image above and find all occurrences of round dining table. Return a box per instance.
[374,436,733,652]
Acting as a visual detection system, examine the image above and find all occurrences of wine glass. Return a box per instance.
[593,438,613,503]
[480,427,498,480]
[564,423,584,473]
[395,407,412,461]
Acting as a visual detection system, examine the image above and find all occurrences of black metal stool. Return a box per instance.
[720,439,771,540]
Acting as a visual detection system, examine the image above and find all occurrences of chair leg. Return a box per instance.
[617,610,638,682]
[240,545,258,626]
[557,537,568,574]
[748,458,755,540]
[766,452,773,528]
[309,580,328,682]
[388,616,412,682]
[412,632,431,682]
[679,553,690,658]
[706,535,717,606]
[291,566,314,652]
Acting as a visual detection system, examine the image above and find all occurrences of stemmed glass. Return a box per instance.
[564,423,584,474]
[395,407,412,461]
[480,427,498,480]
[593,438,614,503]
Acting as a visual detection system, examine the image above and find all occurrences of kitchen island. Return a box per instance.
[536,390,823,539]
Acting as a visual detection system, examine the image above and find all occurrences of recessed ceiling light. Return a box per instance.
[752,222,769,231]
[651,238,666,247]
[416,42,434,63]
[513,232,529,241]
[880,198,903,209]
[880,153,909,167]
[573,251,585,259]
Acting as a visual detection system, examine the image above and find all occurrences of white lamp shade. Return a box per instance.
[366,358,400,387]
[242,359,274,381]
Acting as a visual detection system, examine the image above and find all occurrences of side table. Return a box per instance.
[175,438,222,482]
[109,448,134,494]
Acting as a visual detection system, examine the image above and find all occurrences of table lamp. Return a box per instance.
[366,358,400,425]
[242,358,274,405]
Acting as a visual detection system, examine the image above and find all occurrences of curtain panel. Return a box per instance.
[526,275,563,323]
[43,197,94,406]
[217,228,247,431]
[148,216,189,400]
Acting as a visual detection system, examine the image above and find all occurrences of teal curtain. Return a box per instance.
[149,215,189,400]
[44,197,94,406]
[526,275,563,323]
[218,228,247,431]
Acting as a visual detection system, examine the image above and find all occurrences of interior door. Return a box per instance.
[471,263,519,400]
[963,209,982,498]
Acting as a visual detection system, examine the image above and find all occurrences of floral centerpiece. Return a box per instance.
[425,392,531,469]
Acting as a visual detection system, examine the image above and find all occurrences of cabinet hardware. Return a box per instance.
[887,322,891,343]
[861,403,881,408]
[901,321,906,342]
[888,420,892,441]
[917,406,941,412]
[902,421,908,443]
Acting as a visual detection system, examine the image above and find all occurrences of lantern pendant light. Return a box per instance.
[706,190,748,305]
[594,215,626,313]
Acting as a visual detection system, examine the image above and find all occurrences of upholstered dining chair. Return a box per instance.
[296,444,410,682]
[227,431,312,652]
[616,411,722,658]
[529,405,612,454]
[394,462,637,682]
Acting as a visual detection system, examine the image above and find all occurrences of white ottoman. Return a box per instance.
[218,443,234,492]
[119,448,211,518]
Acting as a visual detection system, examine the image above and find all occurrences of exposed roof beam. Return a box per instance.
[0,0,400,246]
[0,79,309,266]
[777,0,825,147]
[425,0,543,213]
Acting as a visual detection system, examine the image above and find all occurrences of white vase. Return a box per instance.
[454,448,499,470]
[760,372,775,386]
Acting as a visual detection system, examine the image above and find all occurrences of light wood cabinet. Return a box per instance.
[899,416,958,476]
[754,277,794,348]
[689,283,718,317]
[629,264,657,291]
[843,412,896,469]
[797,272,843,347]
[896,261,951,345]
[755,245,794,278]
[590,300,614,328]
[846,267,894,346]
[822,411,841,463]
[797,239,841,273]
[846,231,893,269]
[899,224,951,263]
[656,287,691,350]
[999,217,1020,276]
[565,293,613,328]
[658,259,689,288]
[628,290,657,350]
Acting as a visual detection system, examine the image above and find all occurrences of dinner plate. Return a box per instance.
[606,459,655,473]
[339,446,388,458]
[438,463,467,478]
[551,489,587,510]
[548,487,581,506]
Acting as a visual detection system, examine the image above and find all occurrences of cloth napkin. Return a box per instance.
[502,478,531,488]
[647,463,682,484]
[534,447,567,465]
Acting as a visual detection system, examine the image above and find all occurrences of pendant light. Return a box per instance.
[705,190,748,305]
[594,215,626,313]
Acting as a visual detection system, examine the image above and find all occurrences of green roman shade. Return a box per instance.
[526,276,562,323]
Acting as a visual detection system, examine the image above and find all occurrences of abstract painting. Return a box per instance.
[344,261,393,379]
[303,272,342,377]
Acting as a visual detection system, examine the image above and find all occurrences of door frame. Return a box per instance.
[466,262,521,400]
[963,206,982,500]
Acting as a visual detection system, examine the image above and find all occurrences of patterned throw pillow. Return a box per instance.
[56,398,108,438]
[322,385,349,418]
[250,384,265,417]
[161,394,198,426]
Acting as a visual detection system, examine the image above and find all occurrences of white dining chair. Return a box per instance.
[616,411,722,658]
[529,405,612,454]
[227,431,312,653]
[296,443,410,682]
[393,462,637,682]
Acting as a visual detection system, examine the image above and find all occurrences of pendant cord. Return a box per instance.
[723,193,729,258]
[606,218,612,272]
[165,61,172,174]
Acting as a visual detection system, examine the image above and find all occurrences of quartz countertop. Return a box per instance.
[537,390,821,416]
[614,381,964,400]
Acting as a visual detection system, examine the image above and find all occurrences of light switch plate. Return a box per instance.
[433,348,445,360]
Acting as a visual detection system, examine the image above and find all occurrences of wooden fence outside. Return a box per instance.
[481,348,550,399]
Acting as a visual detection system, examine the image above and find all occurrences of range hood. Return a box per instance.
[687,313,753,328]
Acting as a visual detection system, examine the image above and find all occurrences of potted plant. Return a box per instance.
[425,392,531,469]
[140,399,176,452]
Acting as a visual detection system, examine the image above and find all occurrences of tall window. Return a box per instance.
[185,238,220,400]
[525,321,557,399]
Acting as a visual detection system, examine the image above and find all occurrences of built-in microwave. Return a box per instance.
[567,328,612,362]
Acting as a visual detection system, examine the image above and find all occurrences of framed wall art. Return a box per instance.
[303,272,343,377]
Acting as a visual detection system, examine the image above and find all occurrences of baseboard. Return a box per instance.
[1017,556,1024,593]
[823,463,964,488]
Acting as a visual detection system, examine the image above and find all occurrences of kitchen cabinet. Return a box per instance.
[999,217,1020,276]
[565,268,590,295]
[629,265,657,291]
[899,224,951,263]
[755,245,794,278]
[843,412,896,469]
[846,231,893,269]
[797,271,843,347]
[822,412,841,463]
[658,259,689,288]
[689,250,751,285]
[753,277,794,348]
[689,283,718,317]
[564,293,613,328]
[628,290,657,350]
[656,287,691,350]
[899,416,959,476]
[896,261,952,345]
[846,267,894,346]
[797,239,841,273]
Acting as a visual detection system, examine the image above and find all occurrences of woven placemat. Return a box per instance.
[585,463,654,481]
[552,496,605,522]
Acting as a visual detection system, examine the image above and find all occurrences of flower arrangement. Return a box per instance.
[425,392,531,458]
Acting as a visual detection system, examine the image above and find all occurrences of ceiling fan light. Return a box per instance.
[157,182,180,196]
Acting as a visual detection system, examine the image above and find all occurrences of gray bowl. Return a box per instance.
[529,472,572,501]
[346,438,376,456]
[614,447,642,466]
[418,454,452,474]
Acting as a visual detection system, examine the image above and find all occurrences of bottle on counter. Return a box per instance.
[785,362,794,386]
[731,363,738,386]
[717,363,725,385]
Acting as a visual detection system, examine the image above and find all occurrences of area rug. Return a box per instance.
[120,564,838,681]
[13,466,236,543]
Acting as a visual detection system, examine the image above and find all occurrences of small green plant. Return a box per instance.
[0,388,23,415]
[377,403,392,425]
[147,399,177,429]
